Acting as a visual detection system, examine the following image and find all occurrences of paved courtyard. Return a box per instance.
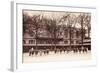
[23,51,91,63]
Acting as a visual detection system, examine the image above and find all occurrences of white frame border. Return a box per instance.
[11,1,97,72]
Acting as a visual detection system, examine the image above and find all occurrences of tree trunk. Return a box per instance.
[88,27,90,38]
[69,26,71,50]
[35,27,38,50]
[81,16,84,50]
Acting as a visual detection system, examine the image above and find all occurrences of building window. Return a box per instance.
[64,30,68,38]
[29,40,34,44]
[76,40,79,44]
[71,33,74,38]
[71,30,74,38]
[23,40,26,44]
[76,31,79,38]
[71,40,74,44]
[64,40,68,44]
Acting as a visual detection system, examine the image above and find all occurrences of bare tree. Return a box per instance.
[23,13,33,35]
[83,13,91,38]
[45,18,57,49]
[76,13,91,50]
[60,13,77,50]
[31,15,42,50]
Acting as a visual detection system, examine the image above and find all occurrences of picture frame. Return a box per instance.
[11,1,97,71]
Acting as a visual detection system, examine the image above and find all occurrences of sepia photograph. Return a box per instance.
[22,10,91,63]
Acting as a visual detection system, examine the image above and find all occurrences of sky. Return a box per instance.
[23,10,83,20]
[23,10,91,29]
